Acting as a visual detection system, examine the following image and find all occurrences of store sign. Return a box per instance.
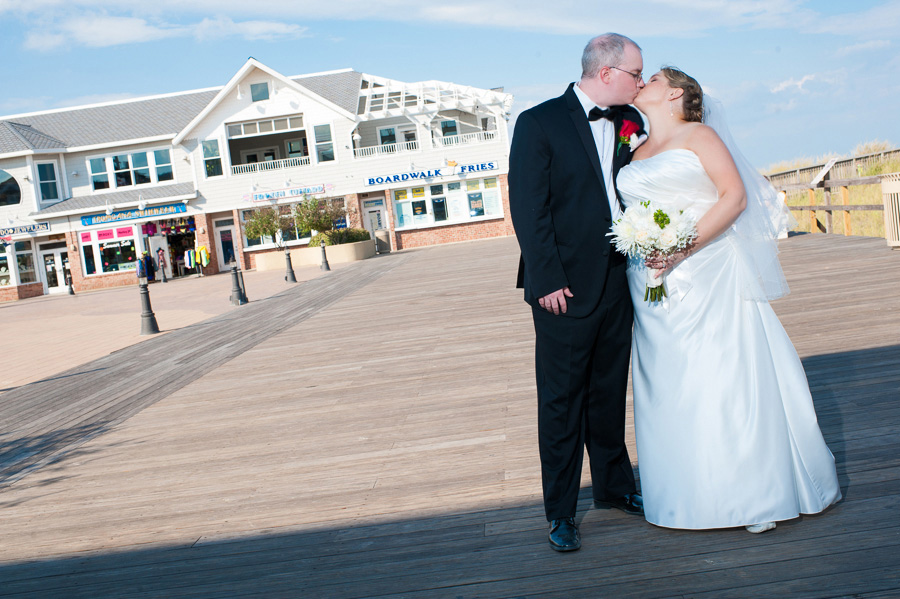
[243,184,326,203]
[364,161,498,186]
[362,199,384,208]
[0,222,50,236]
[81,203,186,226]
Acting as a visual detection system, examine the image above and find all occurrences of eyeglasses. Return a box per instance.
[611,66,643,83]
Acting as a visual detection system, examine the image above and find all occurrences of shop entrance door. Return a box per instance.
[216,225,237,272]
[365,208,385,237]
[148,236,173,280]
[39,244,70,294]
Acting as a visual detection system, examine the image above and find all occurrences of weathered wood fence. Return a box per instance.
[767,158,899,246]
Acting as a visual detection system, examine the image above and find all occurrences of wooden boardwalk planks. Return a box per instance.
[0,233,898,598]
[0,253,409,486]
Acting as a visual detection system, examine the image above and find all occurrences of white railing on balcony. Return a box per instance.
[231,156,310,175]
[353,140,419,159]
[433,131,498,148]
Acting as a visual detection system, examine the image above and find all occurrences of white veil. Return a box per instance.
[702,96,796,301]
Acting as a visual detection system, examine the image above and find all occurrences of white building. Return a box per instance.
[0,58,514,301]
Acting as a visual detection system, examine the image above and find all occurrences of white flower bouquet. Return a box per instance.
[607,201,698,302]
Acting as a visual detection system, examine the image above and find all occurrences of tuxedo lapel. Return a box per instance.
[564,84,607,195]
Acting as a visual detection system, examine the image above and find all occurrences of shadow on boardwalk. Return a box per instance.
[0,344,897,599]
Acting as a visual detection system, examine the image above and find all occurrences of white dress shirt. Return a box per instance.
[573,82,622,221]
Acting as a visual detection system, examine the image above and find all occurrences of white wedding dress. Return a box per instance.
[617,149,841,529]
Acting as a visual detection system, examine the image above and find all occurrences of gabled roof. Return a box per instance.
[0,63,364,157]
[294,69,362,117]
[172,59,358,145]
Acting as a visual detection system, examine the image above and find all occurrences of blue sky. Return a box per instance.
[1,0,898,169]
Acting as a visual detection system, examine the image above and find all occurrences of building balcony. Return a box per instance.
[432,131,499,148]
[353,140,420,159]
[231,156,311,175]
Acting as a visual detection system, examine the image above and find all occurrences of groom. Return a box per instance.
[508,33,647,552]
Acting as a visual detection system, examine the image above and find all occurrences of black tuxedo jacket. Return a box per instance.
[509,83,645,318]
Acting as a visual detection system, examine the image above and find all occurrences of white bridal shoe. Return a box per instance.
[746,522,776,534]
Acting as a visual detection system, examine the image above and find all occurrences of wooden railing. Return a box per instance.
[774,175,883,235]
[231,156,310,175]
[767,148,900,189]
[353,140,419,158]
[432,130,498,148]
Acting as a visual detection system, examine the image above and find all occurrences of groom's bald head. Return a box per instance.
[582,33,641,78]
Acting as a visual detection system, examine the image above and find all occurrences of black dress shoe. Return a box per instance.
[594,493,644,515]
[548,517,581,552]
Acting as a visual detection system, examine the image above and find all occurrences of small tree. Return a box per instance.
[293,197,346,239]
[244,206,295,250]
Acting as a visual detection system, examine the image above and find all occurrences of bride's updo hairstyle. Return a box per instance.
[661,67,703,123]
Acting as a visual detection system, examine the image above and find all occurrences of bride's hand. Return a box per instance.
[645,247,693,274]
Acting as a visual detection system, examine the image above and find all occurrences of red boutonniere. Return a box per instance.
[617,119,643,156]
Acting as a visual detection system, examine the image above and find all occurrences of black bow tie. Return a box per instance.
[588,106,621,122]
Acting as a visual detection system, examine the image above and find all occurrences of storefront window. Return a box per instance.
[80,228,138,274]
[433,197,448,221]
[15,241,36,283]
[392,175,502,230]
[82,244,96,275]
[0,253,9,286]
[99,239,137,272]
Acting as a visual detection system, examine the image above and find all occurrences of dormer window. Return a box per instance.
[251,83,269,102]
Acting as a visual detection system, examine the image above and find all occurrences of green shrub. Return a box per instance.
[308,228,371,246]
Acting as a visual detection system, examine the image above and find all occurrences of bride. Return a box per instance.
[617,67,842,533]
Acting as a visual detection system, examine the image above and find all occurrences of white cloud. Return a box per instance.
[770,69,846,94]
[194,16,308,42]
[835,40,891,57]
[770,74,817,93]
[21,13,307,50]
[2,0,874,43]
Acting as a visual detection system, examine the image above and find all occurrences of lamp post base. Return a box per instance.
[139,283,160,335]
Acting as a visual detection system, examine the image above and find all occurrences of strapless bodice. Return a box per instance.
[617,149,719,220]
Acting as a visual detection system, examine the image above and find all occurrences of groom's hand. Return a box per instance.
[539,287,574,315]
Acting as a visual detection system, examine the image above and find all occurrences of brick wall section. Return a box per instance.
[499,174,515,236]
[395,217,511,250]
[232,209,251,271]
[65,231,85,291]
[194,212,217,276]
[345,193,362,229]
[76,271,139,292]
[0,282,44,302]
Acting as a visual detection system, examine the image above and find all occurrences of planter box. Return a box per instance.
[253,239,376,271]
